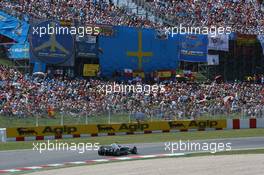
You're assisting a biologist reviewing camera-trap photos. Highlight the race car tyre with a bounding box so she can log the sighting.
[131,147,137,154]
[115,151,121,156]
[98,150,104,156]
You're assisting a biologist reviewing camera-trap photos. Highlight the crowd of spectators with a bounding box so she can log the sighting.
[0,0,161,28]
[1,0,264,34]
[145,0,264,34]
[0,1,264,120]
[1,65,264,120]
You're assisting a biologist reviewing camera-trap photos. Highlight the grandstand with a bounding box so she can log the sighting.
[1,2,264,175]
[0,0,264,126]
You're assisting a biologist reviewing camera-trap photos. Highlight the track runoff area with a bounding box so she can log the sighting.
[0,119,264,174]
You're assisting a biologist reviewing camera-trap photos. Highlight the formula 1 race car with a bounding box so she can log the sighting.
[98,143,138,156]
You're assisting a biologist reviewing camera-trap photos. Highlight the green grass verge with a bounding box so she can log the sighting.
[184,148,264,157]
[0,129,264,151]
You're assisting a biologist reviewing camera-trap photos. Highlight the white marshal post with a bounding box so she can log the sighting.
[0,128,7,142]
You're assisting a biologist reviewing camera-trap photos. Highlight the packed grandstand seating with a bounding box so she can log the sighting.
[0,0,264,120]
[0,0,161,28]
[0,0,263,33]
[0,65,264,119]
[144,0,264,34]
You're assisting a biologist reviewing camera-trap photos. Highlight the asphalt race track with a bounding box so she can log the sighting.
[0,137,264,170]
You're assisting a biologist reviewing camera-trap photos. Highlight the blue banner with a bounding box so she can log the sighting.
[179,34,208,62]
[257,35,264,55]
[99,26,179,76]
[229,32,237,40]
[0,11,29,43]
[5,42,29,60]
[76,35,98,57]
[33,62,46,73]
[29,20,74,66]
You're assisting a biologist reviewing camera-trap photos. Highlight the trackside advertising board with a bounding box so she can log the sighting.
[6,120,226,138]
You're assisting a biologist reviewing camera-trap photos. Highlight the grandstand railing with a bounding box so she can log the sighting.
[1,107,263,128]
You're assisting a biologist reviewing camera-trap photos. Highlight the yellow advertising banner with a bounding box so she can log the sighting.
[133,72,145,78]
[167,120,226,130]
[96,122,166,133]
[157,71,172,78]
[6,125,98,138]
[83,64,99,77]
[237,34,258,46]
[6,120,227,138]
